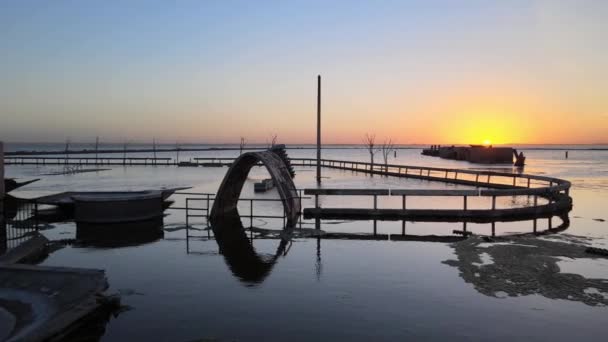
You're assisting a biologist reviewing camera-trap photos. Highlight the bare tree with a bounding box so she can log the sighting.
[63,138,71,166]
[239,137,246,155]
[267,134,278,148]
[363,133,380,174]
[380,138,395,173]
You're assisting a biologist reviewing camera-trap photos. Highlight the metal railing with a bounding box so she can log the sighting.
[1,199,40,254]
[169,190,308,229]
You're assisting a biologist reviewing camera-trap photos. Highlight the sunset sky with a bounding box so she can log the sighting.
[1,1,607,144]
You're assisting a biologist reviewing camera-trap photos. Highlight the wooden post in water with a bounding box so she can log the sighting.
[122,141,127,166]
[95,136,99,165]
[152,138,157,165]
[316,75,322,184]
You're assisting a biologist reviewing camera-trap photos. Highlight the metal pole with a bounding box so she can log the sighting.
[206,194,210,220]
[153,138,157,165]
[316,75,322,184]
[185,199,189,228]
[95,136,99,165]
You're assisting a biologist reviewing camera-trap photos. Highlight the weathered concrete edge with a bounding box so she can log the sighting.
[0,234,48,264]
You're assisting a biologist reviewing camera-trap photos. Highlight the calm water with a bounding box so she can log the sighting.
[5,146,608,341]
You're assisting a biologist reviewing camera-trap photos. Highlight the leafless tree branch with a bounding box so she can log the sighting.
[363,133,380,174]
[239,137,246,155]
[380,138,395,172]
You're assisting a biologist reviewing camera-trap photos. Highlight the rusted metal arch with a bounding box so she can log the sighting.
[209,151,301,227]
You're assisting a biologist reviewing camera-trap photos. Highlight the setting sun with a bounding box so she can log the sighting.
[482,139,492,146]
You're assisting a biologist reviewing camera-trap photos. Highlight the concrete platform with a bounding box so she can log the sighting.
[0,264,110,341]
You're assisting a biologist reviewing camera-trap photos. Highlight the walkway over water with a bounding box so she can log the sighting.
[7,155,572,233]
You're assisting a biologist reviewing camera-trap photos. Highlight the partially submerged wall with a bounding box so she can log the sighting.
[437,146,514,164]
[1,141,5,255]
[468,147,513,164]
[1,141,4,214]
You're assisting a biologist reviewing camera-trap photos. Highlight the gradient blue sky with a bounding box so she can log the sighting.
[1,0,606,144]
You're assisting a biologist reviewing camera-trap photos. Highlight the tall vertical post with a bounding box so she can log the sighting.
[95,136,99,164]
[316,75,322,184]
[152,137,157,165]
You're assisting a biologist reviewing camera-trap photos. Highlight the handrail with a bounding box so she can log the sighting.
[6,156,172,160]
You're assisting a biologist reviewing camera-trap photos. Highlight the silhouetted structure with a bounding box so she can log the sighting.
[210,147,301,227]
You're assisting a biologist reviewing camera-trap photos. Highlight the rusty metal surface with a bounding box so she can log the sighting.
[210,151,301,226]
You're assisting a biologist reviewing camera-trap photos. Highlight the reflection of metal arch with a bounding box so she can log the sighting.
[210,151,301,226]
[212,213,288,283]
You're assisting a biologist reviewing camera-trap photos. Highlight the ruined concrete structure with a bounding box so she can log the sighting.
[423,145,516,164]
[210,150,301,226]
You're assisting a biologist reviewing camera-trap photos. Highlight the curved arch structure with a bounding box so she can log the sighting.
[210,151,301,226]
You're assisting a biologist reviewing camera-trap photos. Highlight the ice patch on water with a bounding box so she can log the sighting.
[494,291,508,298]
[583,288,608,300]
[472,252,494,267]
[477,242,538,249]
[557,257,608,279]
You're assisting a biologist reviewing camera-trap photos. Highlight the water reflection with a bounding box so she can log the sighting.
[211,213,291,284]
[76,218,164,247]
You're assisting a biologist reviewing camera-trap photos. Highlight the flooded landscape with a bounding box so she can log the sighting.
[3,145,607,341]
[2,1,608,340]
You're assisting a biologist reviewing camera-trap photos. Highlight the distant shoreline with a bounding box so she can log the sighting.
[5,145,608,156]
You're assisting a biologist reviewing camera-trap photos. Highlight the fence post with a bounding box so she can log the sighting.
[250,199,254,228]
[492,196,496,210]
[206,194,210,220]
[402,195,406,210]
[185,199,189,228]
[373,195,377,210]
[34,201,39,231]
[463,196,467,210]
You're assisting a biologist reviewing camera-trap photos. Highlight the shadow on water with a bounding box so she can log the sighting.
[211,211,291,284]
[443,216,608,306]
[75,218,164,248]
